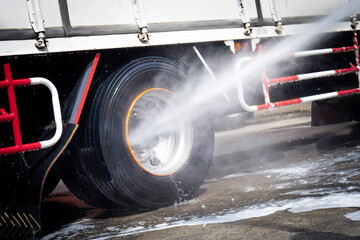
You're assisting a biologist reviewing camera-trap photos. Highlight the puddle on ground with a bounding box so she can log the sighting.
[43,145,360,239]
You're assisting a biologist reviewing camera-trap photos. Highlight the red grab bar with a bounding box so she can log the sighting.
[0,64,63,155]
[237,32,360,112]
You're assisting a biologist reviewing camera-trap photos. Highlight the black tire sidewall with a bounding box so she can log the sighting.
[97,57,214,207]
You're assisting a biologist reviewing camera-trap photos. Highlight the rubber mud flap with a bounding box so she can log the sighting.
[311,99,352,126]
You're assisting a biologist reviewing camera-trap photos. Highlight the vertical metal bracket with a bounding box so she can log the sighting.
[237,0,252,35]
[349,0,358,29]
[269,0,283,33]
[26,0,47,49]
[193,46,231,102]
[351,16,358,30]
[132,0,150,42]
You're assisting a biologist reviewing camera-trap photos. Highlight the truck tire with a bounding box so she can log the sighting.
[215,112,253,132]
[59,57,214,209]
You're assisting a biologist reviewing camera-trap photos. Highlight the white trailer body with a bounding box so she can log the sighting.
[0,0,358,56]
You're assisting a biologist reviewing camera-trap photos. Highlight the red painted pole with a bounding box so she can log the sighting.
[258,45,270,104]
[4,63,23,149]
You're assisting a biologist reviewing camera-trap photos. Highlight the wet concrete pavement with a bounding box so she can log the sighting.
[42,110,360,239]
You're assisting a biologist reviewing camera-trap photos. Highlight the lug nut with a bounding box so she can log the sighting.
[150,157,161,166]
[132,111,138,117]
[137,151,146,158]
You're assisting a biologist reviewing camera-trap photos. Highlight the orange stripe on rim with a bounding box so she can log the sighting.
[125,88,177,177]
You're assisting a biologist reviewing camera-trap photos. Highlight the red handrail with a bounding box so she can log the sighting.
[0,64,41,155]
[237,32,360,112]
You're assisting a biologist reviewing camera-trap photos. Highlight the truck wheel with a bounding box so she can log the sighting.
[215,112,253,132]
[59,57,214,209]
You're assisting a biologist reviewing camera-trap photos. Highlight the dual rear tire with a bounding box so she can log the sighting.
[59,57,214,209]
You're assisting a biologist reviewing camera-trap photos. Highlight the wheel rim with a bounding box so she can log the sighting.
[125,88,193,176]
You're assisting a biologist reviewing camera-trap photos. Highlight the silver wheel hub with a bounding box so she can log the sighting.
[126,88,193,176]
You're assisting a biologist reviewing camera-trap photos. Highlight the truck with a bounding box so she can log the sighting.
[0,0,359,238]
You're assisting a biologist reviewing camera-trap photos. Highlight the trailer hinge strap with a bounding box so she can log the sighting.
[132,0,150,42]
[269,0,283,33]
[237,0,252,35]
[26,0,47,49]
